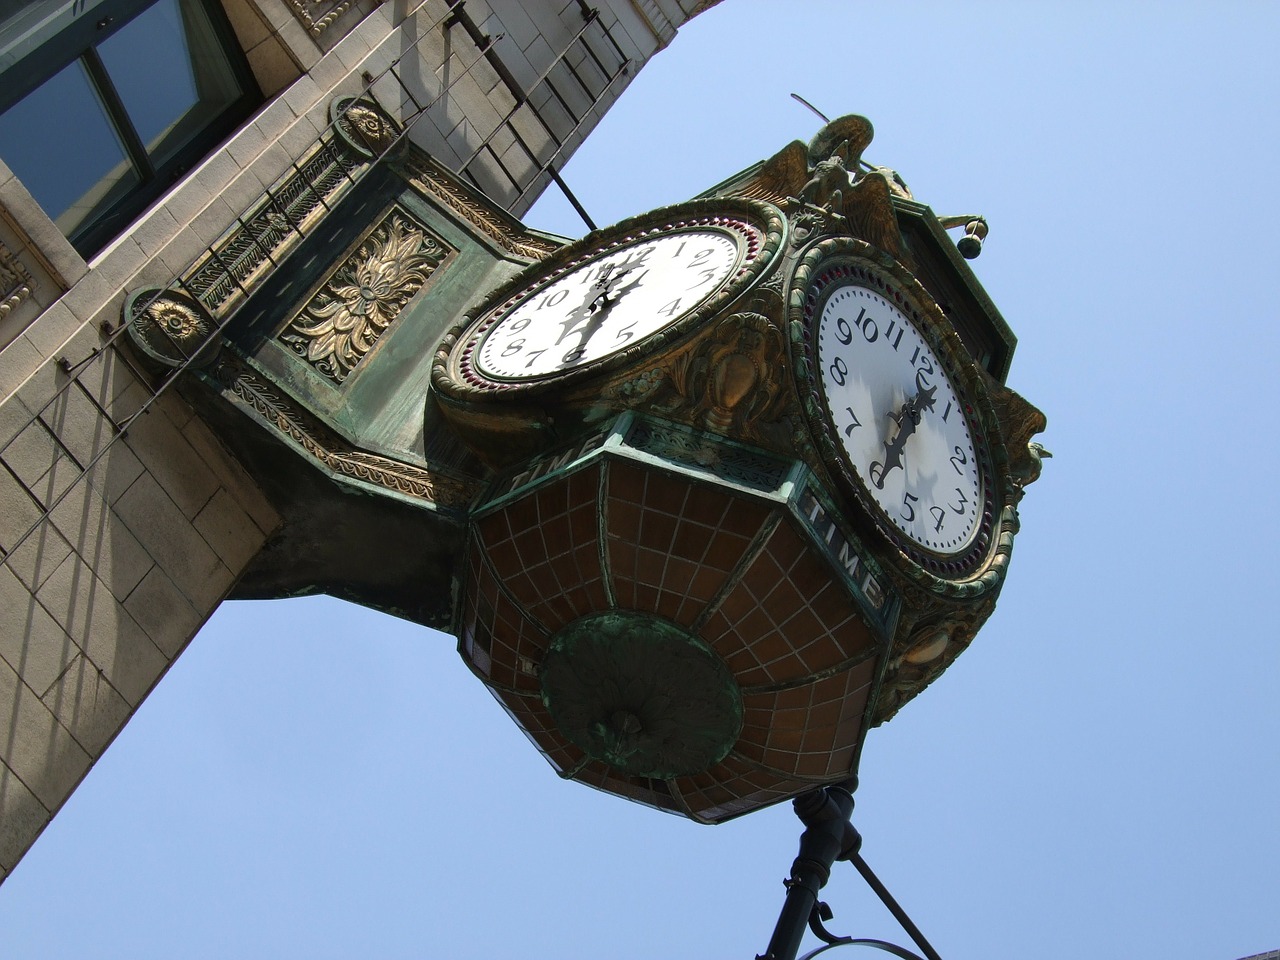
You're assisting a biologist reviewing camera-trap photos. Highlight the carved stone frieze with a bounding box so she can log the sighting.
[214,354,478,508]
[279,208,451,384]
[398,155,562,262]
[182,105,377,319]
[0,241,35,321]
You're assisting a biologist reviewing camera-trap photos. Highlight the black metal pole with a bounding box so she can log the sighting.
[757,779,861,960]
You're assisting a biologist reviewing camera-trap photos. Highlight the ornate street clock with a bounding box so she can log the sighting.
[113,101,1043,958]
[433,114,1045,822]
[795,241,996,578]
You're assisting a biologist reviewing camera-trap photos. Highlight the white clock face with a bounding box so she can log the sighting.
[475,230,740,380]
[815,280,983,556]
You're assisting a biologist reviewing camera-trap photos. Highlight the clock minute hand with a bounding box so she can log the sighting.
[553,265,650,368]
[553,270,621,349]
[870,383,937,489]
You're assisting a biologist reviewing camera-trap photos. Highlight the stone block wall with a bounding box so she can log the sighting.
[0,349,279,880]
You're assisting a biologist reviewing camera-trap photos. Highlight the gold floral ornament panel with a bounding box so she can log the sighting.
[280,208,452,384]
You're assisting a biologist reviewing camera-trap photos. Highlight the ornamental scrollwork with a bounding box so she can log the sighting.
[726,114,915,263]
[871,599,993,724]
[284,0,358,35]
[603,312,793,450]
[397,154,562,262]
[332,97,401,159]
[279,208,451,384]
[982,368,1050,490]
[214,355,478,508]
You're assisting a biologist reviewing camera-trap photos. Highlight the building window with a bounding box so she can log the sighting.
[0,0,258,258]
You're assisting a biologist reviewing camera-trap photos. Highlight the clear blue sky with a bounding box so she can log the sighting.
[2,2,1278,958]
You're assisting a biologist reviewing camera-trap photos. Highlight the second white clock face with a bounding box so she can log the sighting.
[475,230,741,380]
[816,280,983,556]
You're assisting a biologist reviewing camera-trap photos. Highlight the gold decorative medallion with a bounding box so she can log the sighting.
[280,208,452,384]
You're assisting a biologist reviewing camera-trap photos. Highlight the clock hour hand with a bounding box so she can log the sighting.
[595,266,645,309]
[869,382,937,489]
[554,263,647,365]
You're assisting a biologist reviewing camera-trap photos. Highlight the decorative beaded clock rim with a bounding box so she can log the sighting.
[431,197,787,400]
[788,238,1001,582]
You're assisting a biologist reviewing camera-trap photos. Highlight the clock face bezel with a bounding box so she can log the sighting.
[791,239,999,578]
[474,228,742,381]
[435,198,786,398]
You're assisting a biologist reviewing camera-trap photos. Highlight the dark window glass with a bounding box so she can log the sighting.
[98,0,243,166]
[0,0,258,257]
[0,57,140,236]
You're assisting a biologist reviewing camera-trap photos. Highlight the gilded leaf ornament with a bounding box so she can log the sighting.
[281,210,450,383]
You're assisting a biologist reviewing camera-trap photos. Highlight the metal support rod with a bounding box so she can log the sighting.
[547,165,597,231]
[446,0,601,231]
[848,854,944,960]
[758,779,861,960]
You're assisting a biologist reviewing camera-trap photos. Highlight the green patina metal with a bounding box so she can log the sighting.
[540,611,743,779]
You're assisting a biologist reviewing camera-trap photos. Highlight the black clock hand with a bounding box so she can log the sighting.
[554,261,645,348]
[554,269,620,348]
[555,266,648,367]
[595,268,644,309]
[588,267,635,312]
[870,382,937,489]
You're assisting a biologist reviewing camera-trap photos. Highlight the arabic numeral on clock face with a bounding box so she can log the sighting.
[829,356,848,386]
[536,289,569,310]
[688,268,719,290]
[951,487,970,514]
[950,445,969,474]
[930,504,947,532]
[881,319,904,351]
[501,338,525,357]
[562,346,585,364]
[843,406,861,435]
[835,307,878,345]
[900,491,919,523]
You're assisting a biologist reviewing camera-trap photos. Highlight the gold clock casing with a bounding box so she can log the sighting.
[789,237,1010,591]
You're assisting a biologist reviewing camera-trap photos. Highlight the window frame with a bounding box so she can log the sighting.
[0,0,260,257]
